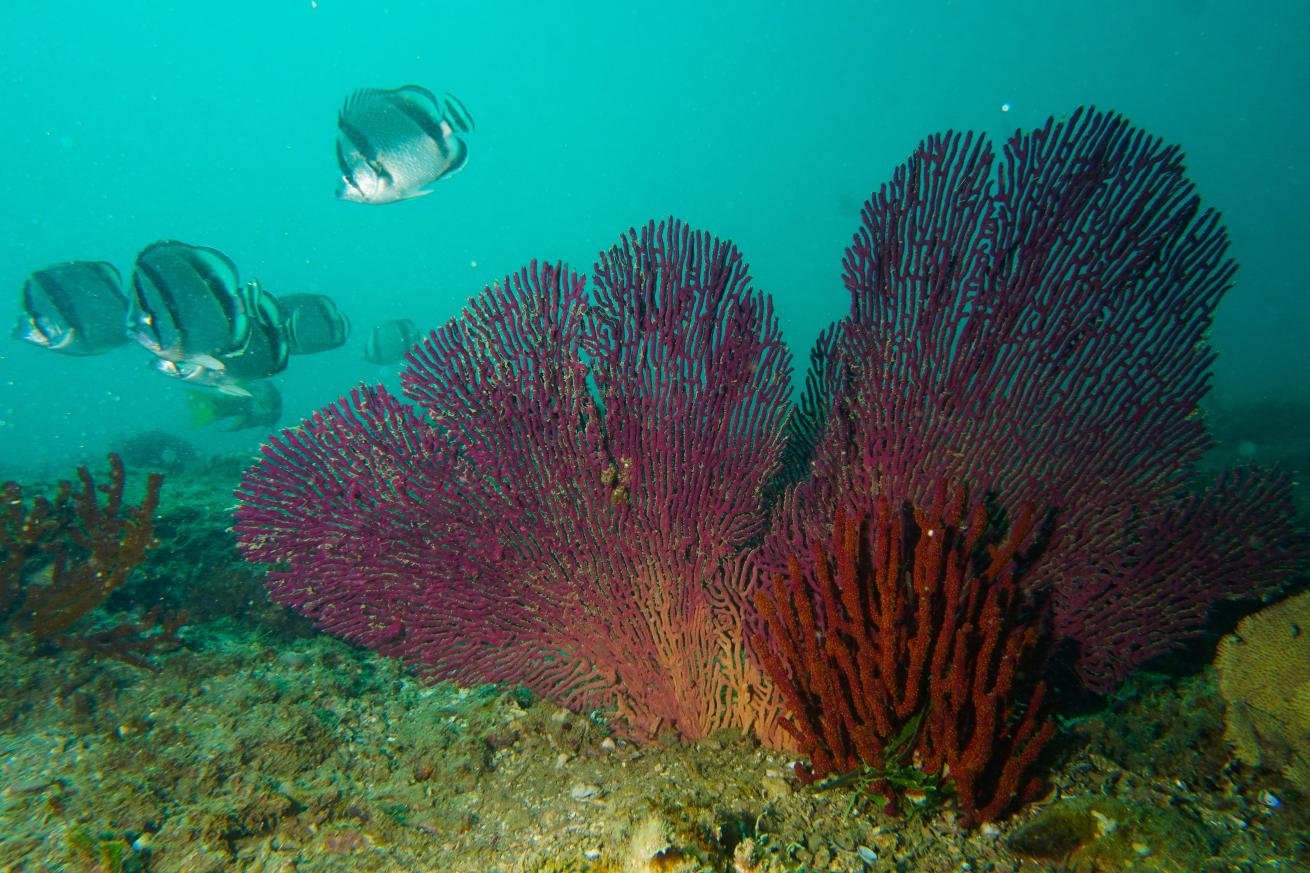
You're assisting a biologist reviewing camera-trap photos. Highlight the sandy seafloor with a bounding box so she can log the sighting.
[1,400,1307,873]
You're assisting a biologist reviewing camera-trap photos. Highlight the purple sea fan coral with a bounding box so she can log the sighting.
[763,107,1306,693]
[236,220,794,744]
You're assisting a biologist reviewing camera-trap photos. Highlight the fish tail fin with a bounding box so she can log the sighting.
[441,137,469,177]
[442,93,474,134]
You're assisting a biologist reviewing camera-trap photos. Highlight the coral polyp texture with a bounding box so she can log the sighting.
[235,220,793,744]
[762,107,1307,694]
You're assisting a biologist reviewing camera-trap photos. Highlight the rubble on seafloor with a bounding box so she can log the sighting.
[0,462,1305,872]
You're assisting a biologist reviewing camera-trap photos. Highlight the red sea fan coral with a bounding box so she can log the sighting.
[236,220,793,744]
[752,482,1054,823]
[1,454,174,667]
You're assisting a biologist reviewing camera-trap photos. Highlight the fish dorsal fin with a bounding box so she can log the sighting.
[441,93,474,134]
[394,84,442,112]
[91,261,122,283]
[178,244,240,297]
[341,87,391,120]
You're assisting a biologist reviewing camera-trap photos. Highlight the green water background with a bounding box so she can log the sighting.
[0,0,1306,475]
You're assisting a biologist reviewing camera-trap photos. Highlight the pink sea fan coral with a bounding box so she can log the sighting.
[236,220,792,743]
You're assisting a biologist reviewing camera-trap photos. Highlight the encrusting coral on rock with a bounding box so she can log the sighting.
[1215,591,1310,793]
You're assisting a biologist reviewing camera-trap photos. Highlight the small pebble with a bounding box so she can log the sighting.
[570,782,601,800]
[1091,809,1118,836]
[2,780,54,798]
[279,651,311,669]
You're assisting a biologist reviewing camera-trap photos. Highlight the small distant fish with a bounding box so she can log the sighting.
[364,317,420,364]
[187,380,282,431]
[219,281,290,380]
[336,85,474,204]
[280,293,350,354]
[128,241,249,369]
[14,261,130,355]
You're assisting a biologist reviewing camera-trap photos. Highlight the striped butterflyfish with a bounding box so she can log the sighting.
[14,260,130,355]
[128,240,250,370]
[336,85,474,204]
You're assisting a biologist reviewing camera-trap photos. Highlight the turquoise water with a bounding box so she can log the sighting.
[1,0,1307,474]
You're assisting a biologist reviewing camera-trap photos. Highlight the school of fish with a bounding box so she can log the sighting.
[10,83,465,429]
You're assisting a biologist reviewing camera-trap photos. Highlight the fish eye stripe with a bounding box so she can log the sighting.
[29,269,82,329]
[338,115,380,162]
[133,260,183,346]
[362,158,393,184]
[20,279,56,341]
[335,140,365,193]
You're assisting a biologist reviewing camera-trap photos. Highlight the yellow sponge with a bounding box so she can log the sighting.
[1215,591,1310,791]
